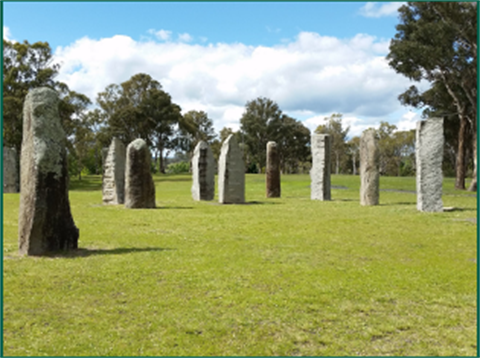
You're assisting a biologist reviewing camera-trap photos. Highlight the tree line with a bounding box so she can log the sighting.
[2,2,476,190]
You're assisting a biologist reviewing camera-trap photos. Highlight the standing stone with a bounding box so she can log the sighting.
[191,141,215,201]
[360,129,379,206]
[3,147,19,193]
[416,118,444,212]
[125,139,156,209]
[310,134,331,200]
[102,138,126,205]
[18,87,79,255]
[266,141,280,198]
[218,134,245,204]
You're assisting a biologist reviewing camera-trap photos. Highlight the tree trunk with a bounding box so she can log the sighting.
[455,117,467,189]
[352,153,357,175]
[335,152,339,175]
[159,148,165,174]
[468,130,477,191]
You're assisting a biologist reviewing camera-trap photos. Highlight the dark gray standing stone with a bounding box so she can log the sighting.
[125,139,156,209]
[310,134,331,200]
[416,118,444,212]
[3,147,19,193]
[191,141,215,201]
[266,141,280,198]
[360,129,379,206]
[18,87,79,255]
[102,138,126,205]
[218,134,245,204]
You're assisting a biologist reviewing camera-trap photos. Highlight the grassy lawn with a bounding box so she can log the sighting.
[3,173,477,356]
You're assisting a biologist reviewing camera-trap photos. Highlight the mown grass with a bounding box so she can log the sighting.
[3,174,477,356]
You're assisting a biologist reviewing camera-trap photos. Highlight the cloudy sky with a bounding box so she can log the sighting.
[3,1,425,138]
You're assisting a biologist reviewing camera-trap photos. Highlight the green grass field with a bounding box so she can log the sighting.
[3,174,477,356]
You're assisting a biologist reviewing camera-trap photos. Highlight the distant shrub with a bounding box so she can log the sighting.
[167,161,190,174]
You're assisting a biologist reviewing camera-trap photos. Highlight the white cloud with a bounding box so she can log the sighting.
[3,26,13,41]
[53,31,418,134]
[396,110,421,132]
[148,29,172,41]
[178,33,193,42]
[359,2,405,18]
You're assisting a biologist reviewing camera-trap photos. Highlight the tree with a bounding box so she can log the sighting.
[276,115,310,174]
[314,113,350,174]
[387,2,477,190]
[96,73,183,173]
[347,136,360,175]
[240,97,283,172]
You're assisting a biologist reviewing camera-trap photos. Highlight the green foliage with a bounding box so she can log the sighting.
[3,174,476,356]
[166,161,190,174]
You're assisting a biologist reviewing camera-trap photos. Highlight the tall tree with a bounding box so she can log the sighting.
[314,113,350,175]
[387,2,477,190]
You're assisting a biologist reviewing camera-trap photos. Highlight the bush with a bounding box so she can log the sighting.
[166,161,190,174]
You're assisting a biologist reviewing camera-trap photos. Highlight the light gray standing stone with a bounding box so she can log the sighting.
[125,138,156,209]
[310,134,331,201]
[3,147,19,193]
[191,141,215,201]
[102,138,126,205]
[18,87,79,255]
[218,134,245,204]
[416,118,444,212]
[360,129,379,206]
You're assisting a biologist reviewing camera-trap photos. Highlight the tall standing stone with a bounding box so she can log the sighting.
[125,139,156,209]
[191,141,215,201]
[360,129,379,206]
[218,134,245,204]
[3,147,19,193]
[310,134,331,201]
[18,87,79,255]
[416,118,444,212]
[266,141,280,198]
[102,138,126,205]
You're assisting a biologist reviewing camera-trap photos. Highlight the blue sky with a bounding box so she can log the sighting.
[3,1,423,138]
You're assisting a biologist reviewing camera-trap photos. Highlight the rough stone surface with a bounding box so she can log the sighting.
[416,118,444,212]
[3,147,19,193]
[266,141,281,198]
[360,129,379,206]
[310,134,331,200]
[218,134,245,204]
[18,87,79,255]
[102,138,126,205]
[191,141,215,201]
[125,138,156,209]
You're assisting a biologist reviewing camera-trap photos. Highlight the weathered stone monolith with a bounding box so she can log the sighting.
[102,138,126,205]
[310,134,331,200]
[18,87,79,255]
[416,118,444,212]
[360,129,379,206]
[125,139,156,208]
[266,141,280,198]
[191,141,215,201]
[3,147,19,193]
[218,134,245,204]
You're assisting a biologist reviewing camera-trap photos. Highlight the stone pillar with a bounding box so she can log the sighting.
[416,118,444,212]
[191,141,215,201]
[360,129,379,206]
[310,134,331,201]
[18,87,79,255]
[266,141,280,198]
[3,147,19,193]
[125,139,156,209]
[102,138,126,205]
[218,134,245,204]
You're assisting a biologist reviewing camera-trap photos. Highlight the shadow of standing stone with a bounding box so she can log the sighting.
[18,87,79,255]
[191,141,215,201]
[125,139,156,209]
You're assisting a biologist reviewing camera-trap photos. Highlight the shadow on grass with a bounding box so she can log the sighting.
[155,206,194,210]
[46,247,175,258]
